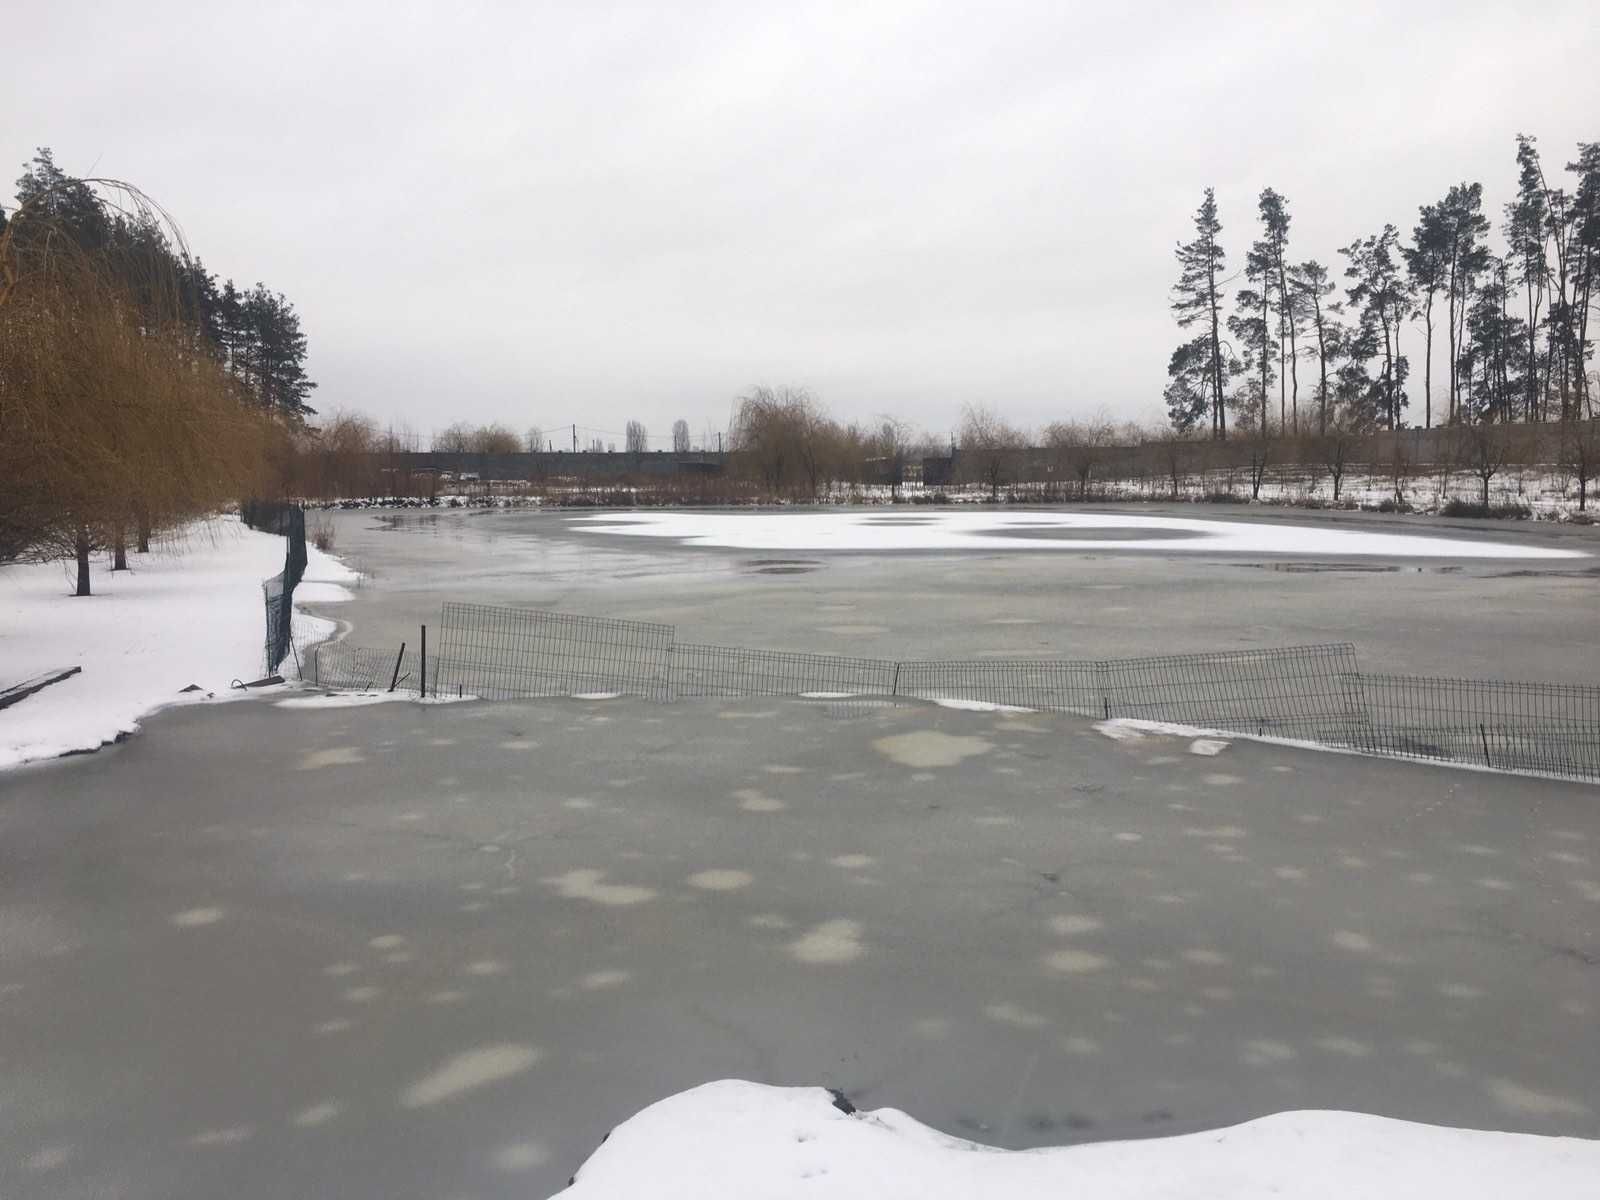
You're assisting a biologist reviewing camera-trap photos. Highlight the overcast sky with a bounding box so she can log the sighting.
[10,1,1598,446]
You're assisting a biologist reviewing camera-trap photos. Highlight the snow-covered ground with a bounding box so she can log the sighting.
[563,1080,1600,1200]
[578,509,1585,558]
[0,516,357,769]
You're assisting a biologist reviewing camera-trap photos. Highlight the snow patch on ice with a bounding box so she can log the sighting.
[399,1043,541,1108]
[872,730,992,768]
[543,869,657,906]
[577,509,1583,559]
[931,697,1036,713]
[788,919,865,964]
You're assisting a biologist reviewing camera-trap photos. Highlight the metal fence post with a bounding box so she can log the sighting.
[420,625,427,699]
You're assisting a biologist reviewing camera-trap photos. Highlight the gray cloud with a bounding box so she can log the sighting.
[9,0,1597,441]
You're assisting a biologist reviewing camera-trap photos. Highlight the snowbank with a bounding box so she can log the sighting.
[563,1080,1600,1200]
[0,517,357,768]
[579,510,1585,558]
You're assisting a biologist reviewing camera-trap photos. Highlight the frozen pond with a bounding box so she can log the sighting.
[314,506,1600,685]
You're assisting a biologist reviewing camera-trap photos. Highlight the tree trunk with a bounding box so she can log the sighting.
[1422,295,1434,429]
[74,528,92,597]
[1207,252,1226,440]
[136,506,151,553]
[112,525,129,571]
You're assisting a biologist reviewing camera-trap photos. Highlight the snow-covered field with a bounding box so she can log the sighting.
[564,1080,1600,1200]
[0,517,356,769]
[579,509,1585,558]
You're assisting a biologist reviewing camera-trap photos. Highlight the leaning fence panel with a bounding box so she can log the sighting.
[1100,643,1368,741]
[433,603,675,700]
[307,643,416,693]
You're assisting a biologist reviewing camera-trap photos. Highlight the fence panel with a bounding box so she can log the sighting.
[307,642,419,692]
[247,501,307,675]
[1348,674,1600,779]
[895,659,1102,713]
[1101,643,1368,740]
[433,603,675,700]
[262,573,289,674]
[673,644,895,698]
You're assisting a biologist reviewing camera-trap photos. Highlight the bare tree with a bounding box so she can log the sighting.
[1316,425,1354,503]
[672,419,691,453]
[1558,418,1598,510]
[958,404,1026,499]
[525,425,543,453]
[1043,414,1114,499]
[432,422,472,453]
[870,416,915,498]
[730,385,821,495]
[467,423,520,453]
[625,420,649,454]
[1465,423,1511,509]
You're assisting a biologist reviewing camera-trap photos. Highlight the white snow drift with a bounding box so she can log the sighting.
[562,1080,1600,1200]
[579,509,1584,558]
[0,516,356,768]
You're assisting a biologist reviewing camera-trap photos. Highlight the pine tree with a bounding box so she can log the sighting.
[1342,226,1410,430]
[1402,204,1450,428]
[12,148,110,251]
[1170,189,1229,438]
[1163,337,1214,432]
[1288,261,1341,435]
[1437,183,1490,421]
[1570,142,1600,420]
[1506,137,1550,420]
[1257,190,1301,434]
[1227,287,1274,433]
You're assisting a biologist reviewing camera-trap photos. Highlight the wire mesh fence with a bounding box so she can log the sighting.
[1100,643,1368,738]
[303,604,1600,782]
[432,602,676,701]
[245,502,306,674]
[1340,674,1600,779]
[674,644,897,698]
[896,659,1103,713]
[306,642,421,693]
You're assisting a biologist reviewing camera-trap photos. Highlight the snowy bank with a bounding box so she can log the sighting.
[0,516,357,768]
[562,1080,1600,1200]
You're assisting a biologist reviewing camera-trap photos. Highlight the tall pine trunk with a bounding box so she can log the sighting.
[1276,260,1299,434]
[1421,294,1434,428]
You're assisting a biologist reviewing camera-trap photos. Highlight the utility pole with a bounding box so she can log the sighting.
[572,424,577,453]
[717,431,722,453]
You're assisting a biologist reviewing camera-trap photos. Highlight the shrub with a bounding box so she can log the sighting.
[309,513,336,552]
[1441,499,1531,519]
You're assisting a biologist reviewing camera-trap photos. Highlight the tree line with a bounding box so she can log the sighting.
[1168,135,1599,438]
[0,149,314,592]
